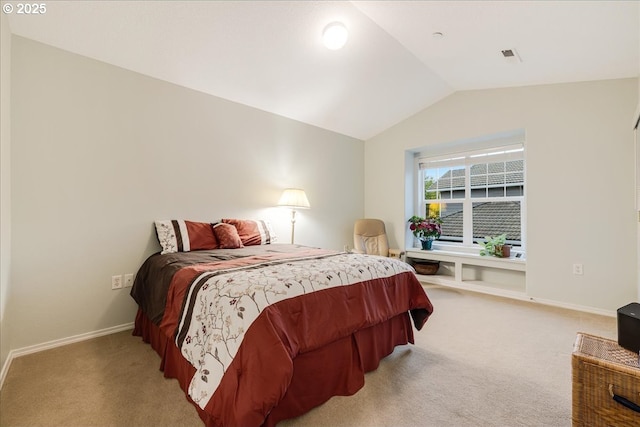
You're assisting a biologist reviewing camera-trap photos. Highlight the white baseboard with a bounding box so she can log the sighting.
[526,296,616,318]
[422,283,616,318]
[0,322,134,390]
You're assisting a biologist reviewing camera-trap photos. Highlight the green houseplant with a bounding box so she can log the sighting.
[408,215,442,250]
[478,234,511,258]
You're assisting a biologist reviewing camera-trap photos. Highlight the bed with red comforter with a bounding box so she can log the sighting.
[131,243,433,426]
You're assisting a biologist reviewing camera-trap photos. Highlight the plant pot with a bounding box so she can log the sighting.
[420,238,433,250]
[500,244,511,258]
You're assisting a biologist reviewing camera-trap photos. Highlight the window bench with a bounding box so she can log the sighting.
[405,248,527,299]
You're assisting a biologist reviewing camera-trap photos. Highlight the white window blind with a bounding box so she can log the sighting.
[418,144,524,170]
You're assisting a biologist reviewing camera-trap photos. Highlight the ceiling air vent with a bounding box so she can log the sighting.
[501,48,522,64]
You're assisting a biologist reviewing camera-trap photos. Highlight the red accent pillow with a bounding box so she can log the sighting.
[213,223,244,249]
[222,219,277,246]
[184,221,219,250]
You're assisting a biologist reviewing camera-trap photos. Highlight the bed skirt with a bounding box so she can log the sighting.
[133,308,415,426]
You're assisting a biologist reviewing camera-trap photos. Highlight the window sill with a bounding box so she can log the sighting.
[411,241,526,260]
[405,247,527,298]
[405,248,526,271]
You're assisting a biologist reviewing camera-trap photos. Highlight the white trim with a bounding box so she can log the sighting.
[0,322,134,390]
[422,283,616,318]
[407,248,526,271]
[527,296,616,318]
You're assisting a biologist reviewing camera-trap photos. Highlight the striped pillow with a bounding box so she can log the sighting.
[222,219,277,246]
[154,220,218,254]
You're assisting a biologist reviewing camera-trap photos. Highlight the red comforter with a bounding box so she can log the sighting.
[132,246,433,426]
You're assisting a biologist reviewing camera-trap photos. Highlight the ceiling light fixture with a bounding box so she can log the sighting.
[432,32,444,39]
[322,22,348,50]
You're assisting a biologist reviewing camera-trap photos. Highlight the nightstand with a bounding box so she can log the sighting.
[572,333,640,426]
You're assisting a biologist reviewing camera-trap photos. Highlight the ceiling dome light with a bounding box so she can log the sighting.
[322,22,348,50]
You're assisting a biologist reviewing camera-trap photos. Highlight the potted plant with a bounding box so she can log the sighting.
[408,215,442,250]
[478,234,512,258]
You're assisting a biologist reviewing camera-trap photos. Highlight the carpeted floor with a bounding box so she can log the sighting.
[0,285,616,426]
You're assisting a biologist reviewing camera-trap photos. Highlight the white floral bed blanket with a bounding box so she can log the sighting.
[149,246,433,426]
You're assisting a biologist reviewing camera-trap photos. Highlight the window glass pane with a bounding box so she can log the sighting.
[472,201,521,245]
[506,160,524,173]
[425,176,437,191]
[488,174,505,185]
[452,190,465,199]
[470,174,487,188]
[427,202,463,242]
[506,185,524,196]
[451,177,465,189]
[471,159,525,198]
[424,169,440,200]
[424,166,465,200]
[437,176,451,190]
[488,162,505,173]
[506,172,523,184]
[487,187,505,197]
[470,164,487,175]
[471,188,486,198]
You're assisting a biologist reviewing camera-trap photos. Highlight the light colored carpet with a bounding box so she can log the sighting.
[0,285,616,426]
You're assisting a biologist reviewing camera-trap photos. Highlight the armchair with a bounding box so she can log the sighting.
[353,218,390,257]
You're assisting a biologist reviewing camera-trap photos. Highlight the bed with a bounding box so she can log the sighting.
[130,219,433,427]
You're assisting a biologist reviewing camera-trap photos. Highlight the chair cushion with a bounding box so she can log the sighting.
[353,219,389,256]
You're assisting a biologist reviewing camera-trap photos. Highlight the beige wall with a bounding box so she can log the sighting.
[7,36,364,352]
[637,4,640,301]
[365,78,638,312]
[1,12,12,370]
[3,28,637,368]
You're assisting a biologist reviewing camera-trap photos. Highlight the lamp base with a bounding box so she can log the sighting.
[290,209,297,244]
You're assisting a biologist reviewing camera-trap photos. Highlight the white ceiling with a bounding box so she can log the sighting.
[6,1,639,140]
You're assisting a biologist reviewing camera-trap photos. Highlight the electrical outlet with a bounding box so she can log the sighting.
[112,275,123,290]
[573,264,583,275]
[124,273,134,288]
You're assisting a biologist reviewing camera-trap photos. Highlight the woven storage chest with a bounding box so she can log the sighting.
[572,333,640,426]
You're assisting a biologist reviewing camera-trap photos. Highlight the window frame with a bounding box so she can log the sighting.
[416,143,526,251]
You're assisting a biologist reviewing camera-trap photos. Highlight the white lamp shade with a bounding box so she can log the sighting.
[278,188,310,209]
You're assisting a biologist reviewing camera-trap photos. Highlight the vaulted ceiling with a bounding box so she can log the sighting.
[6,1,639,140]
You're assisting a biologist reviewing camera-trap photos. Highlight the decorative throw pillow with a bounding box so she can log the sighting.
[213,223,244,249]
[222,219,277,246]
[154,220,218,254]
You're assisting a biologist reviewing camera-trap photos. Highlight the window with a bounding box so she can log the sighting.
[418,144,525,247]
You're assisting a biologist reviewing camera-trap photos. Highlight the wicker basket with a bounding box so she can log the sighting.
[413,261,440,275]
[572,333,640,426]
